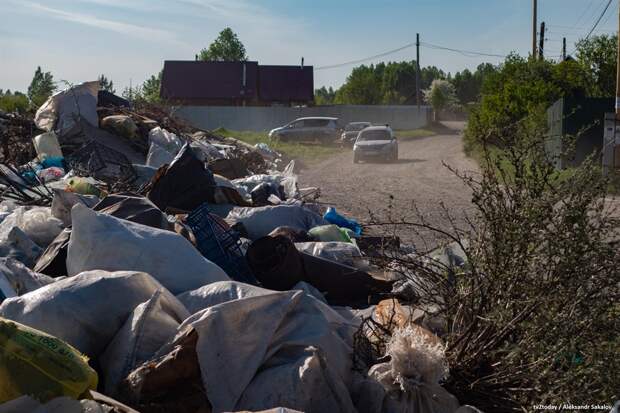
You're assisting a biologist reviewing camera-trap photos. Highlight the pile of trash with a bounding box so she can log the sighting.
[0,81,481,413]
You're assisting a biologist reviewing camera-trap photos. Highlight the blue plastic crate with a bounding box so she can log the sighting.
[186,203,257,285]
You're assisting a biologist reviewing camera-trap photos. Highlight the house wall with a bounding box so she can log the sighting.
[174,105,432,131]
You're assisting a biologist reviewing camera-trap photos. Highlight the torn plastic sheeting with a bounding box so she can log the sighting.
[0,270,180,358]
[0,317,98,404]
[100,289,189,397]
[191,140,224,162]
[33,131,63,161]
[226,204,327,241]
[34,81,99,137]
[147,143,217,213]
[171,290,357,413]
[295,241,368,269]
[0,257,54,301]
[67,204,229,295]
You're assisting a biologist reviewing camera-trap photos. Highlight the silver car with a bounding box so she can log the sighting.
[341,122,372,146]
[268,117,342,143]
[353,126,398,163]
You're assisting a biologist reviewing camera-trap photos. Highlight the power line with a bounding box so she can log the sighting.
[420,42,507,58]
[314,42,416,70]
[584,0,613,40]
[572,0,597,29]
[313,40,508,71]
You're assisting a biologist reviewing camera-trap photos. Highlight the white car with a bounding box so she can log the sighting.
[353,126,398,163]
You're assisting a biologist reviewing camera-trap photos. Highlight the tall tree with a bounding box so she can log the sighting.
[27,66,55,108]
[423,79,457,120]
[141,71,162,103]
[98,74,115,93]
[575,33,617,97]
[198,28,248,61]
[314,86,336,105]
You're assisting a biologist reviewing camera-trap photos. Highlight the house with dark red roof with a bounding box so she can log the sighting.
[160,60,313,106]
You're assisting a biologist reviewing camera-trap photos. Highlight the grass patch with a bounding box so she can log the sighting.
[214,128,344,164]
[395,128,436,140]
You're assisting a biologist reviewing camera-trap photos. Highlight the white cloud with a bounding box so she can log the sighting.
[18,1,182,45]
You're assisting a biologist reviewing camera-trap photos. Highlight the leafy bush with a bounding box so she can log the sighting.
[464,55,590,154]
[376,119,619,411]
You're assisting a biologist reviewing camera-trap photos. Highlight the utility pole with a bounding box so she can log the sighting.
[532,0,538,58]
[616,0,620,118]
[539,21,545,60]
[416,33,421,110]
[562,37,567,60]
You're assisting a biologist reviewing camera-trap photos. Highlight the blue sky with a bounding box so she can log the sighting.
[0,0,618,94]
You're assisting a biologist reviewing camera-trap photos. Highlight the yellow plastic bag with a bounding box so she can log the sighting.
[0,317,98,403]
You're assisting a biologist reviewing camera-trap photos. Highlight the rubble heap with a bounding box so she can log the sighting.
[0,81,481,413]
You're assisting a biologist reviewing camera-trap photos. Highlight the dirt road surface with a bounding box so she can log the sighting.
[299,125,478,249]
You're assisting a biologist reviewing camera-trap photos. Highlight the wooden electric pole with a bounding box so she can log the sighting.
[562,37,567,60]
[416,33,421,110]
[539,21,545,60]
[532,0,538,58]
[616,0,620,117]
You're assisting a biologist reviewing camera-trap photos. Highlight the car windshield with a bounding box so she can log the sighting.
[358,130,391,141]
[345,123,369,131]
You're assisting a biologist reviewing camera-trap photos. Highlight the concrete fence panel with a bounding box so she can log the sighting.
[175,105,431,132]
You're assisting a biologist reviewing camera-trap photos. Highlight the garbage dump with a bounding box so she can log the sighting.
[0,81,483,413]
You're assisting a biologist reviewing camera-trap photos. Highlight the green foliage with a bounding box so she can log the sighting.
[465,34,618,154]
[332,61,445,105]
[98,74,115,93]
[575,33,617,97]
[464,54,590,153]
[27,66,55,108]
[123,71,162,104]
[314,86,336,105]
[0,90,29,113]
[198,28,247,62]
[423,79,457,113]
[450,63,497,104]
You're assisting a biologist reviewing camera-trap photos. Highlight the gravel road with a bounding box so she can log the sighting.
[299,125,479,248]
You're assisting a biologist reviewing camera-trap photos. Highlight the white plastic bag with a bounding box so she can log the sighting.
[33,131,63,160]
[148,127,183,153]
[0,206,64,248]
[226,204,327,240]
[34,81,99,136]
[67,204,229,294]
[100,289,189,396]
[0,270,178,358]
